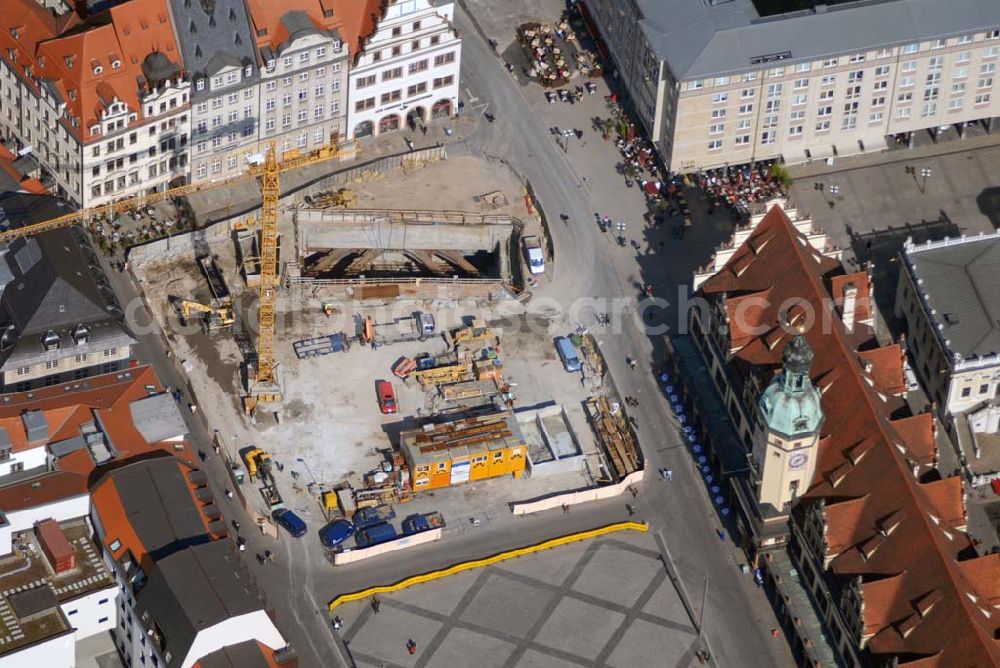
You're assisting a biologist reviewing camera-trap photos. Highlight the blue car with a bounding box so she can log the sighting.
[273,509,307,537]
[319,520,355,548]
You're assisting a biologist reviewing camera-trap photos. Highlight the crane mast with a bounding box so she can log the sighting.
[248,143,283,410]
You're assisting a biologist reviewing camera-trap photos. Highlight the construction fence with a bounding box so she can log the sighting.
[332,527,443,566]
[509,469,645,515]
[328,521,648,610]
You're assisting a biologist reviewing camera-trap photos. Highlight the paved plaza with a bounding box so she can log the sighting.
[336,530,703,668]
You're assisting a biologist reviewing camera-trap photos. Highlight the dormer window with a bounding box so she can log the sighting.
[10,28,19,40]
[42,330,60,351]
[0,325,15,351]
[196,79,205,91]
[244,65,252,77]
[72,324,90,345]
[111,59,121,69]
[93,64,103,75]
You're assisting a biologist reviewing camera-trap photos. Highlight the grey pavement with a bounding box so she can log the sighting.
[336,531,700,668]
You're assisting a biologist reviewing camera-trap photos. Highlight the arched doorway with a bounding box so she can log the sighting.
[406,107,426,130]
[431,99,452,119]
[378,114,401,134]
[353,121,373,139]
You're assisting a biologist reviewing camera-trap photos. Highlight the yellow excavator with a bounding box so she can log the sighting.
[173,298,235,335]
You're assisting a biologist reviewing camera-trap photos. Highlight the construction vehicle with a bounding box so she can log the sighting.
[308,187,355,208]
[373,312,436,346]
[392,356,417,379]
[353,505,396,529]
[414,361,471,386]
[260,481,285,513]
[242,447,274,482]
[444,319,496,348]
[402,512,445,535]
[173,298,235,334]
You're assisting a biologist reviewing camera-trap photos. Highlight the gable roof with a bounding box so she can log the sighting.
[166,0,257,97]
[136,540,269,668]
[245,0,347,56]
[699,205,1000,666]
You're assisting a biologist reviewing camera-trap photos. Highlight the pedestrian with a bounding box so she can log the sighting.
[332,616,343,631]
[257,553,265,565]
[232,519,240,532]
[371,597,381,614]
[406,639,417,655]
[666,468,673,481]
[405,138,414,151]
[561,504,570,514]
[213,443,221,455]
[265,550,273,563]
[626,503,635,516]
[225,489,234,499]
[420,125,427,136]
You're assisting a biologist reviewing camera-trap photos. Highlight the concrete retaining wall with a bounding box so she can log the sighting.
[126,146,449,264]
[332,527,443,565]
[510,469,645,515]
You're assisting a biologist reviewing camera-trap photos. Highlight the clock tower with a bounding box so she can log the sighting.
[752,334,824,513]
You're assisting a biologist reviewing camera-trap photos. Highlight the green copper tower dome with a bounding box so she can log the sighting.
[758,334,824,439]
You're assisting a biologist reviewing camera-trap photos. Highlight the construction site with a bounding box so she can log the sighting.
[124,146,640,556]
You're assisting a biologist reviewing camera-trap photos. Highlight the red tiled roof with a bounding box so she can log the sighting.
[699,205,1000,666]
[327,0,382,60]
[245,0,356,53]
[0,0,182,143]
[831,271,873,325]
[858,345,907,397]
[0,365,190,513]
[0,145,46,194]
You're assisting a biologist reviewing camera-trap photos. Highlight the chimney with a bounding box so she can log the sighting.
[842,282,857,333]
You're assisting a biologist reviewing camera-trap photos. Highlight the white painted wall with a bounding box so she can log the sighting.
[0,629,73,668]
[179,610,285,668]
[60,584,117,640]
[0,445,48,478]
[347,0,461,138]
[5,495,90,534]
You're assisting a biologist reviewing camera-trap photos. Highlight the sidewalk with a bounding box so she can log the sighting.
[789,129,1000,180]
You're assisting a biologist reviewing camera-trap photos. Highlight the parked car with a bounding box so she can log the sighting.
[523,235,545,274]
[554,336,582,372]
[376,379,397,414]
[353,505,396,528]
[354,521,397,548]
[318,520,355,548]
[273,509,307,538]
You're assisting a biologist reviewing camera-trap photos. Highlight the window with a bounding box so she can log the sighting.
[210,160,221,174]
[874,65,890,77]
[850,53,866,63]
[380,90,402,104]
[795,62,811,73]
[976,92,992,105]
[788,125,803,137]
[266,81,276,91]
[709,123,724,135]
[900,76,914,88]
[410,59,429,74]
[196,79,205,91]
[433,75,454,88]
[815,119,830,131]
[708,139,722,151]
[902,61,917,74]
[767,67,783,78]
[817,105,832,117]
[949,98,963,111]
[954,67,968,80]
[957,51,971,64]
[315,84,325,97]
[383,67,403,81]
[738,103,753,115]
[196,163,207,178]
[820,74,836,86]
[869,111,884,124]
[316,46,326,59]
[932,38,946,49]
[712,92,728,104]
[265,98,275,111]
[406,82,427,96]
[760,130,775,144]
[714,76,730,86]
[980,384,990,395]
[282,94,292,107]
[961,387,972,398]
[264,118,275,132]
[212,75,223,87]
[298,90,308,101]
[356,74,376,88]
[372,51,382,62]
[897,107,911,119]
[766,83,782,98]
[434,52,455,67]
[227,156,237,170]
[299,71,309,82]
[873,80,888,91]
[297,109,307,122]
[688,80,703,90]
[990,29,1000,40]
[922,102,937,117]
[741,88,755,99]
[986,47,999,60]
[903,43,919,55]
[314,105,324,119]
[979,77,993,89]
[735,134,750,146]
[281,114,291,128]
[736,119,751,130]
[355,97,375,112]
[823,58,838,68]
[952,82,966,94]
[283,56,293,68]
[847,70,863,83]
[225,71,238,84]
[282,76,292,86]
[710,108,726,119]
[872,96,886,108]
[928,56,943,73]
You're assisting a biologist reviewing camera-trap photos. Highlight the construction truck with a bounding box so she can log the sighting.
[444,319,496,348]
[307,187,354,208]
[373,312,436,346]
[242,447,274,482]
[173,298,235,335]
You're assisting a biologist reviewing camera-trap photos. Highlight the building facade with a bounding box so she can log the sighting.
[583,0,1000,172]
[896,231,1000,434]
[0,0,191,208]
[671,203,1000,667]
[247,0,350,156]
[168,0,261,183]
[346,0,461,139]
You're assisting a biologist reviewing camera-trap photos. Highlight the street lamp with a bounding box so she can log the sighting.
[919,167,932,194]
[561,129,575,154]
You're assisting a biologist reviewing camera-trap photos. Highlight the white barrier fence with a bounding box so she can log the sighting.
[332,527,443,565]
[510,469,645,515]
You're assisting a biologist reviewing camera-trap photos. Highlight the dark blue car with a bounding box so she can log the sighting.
[319,520,355,548]
[273,509,307,537]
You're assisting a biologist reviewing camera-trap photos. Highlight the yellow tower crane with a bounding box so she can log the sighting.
[245,143,282,412]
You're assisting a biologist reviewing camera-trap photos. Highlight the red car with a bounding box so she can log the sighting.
[376,380,397,414]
